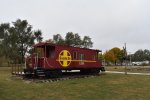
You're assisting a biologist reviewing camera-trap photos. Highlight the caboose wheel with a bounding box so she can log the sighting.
[80,69,90,75]
[91,69,100,74]
[24,69,33,77]
[45,70,62,78]
[80,69,100,75]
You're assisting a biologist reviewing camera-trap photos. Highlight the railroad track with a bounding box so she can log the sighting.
[22,72,103,83]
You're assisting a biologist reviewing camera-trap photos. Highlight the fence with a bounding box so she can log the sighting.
[11,64,24,75]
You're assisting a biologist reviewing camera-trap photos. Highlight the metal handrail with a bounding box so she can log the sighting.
[45,57,54,68]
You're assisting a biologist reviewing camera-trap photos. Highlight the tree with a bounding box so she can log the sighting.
[0,42,3,57]
[34,30,43,42]
[133,49,144,61]
[0,23,11,59]
[65,32,83,47]
[72,33,82,47]
[49,32,93,48]
[65,32,75,46]
[82,36,93,48]
[131,49,150,61]
[143,49,150,61]
[0,23,10,39]
[0,19,43,63]
[53,34,65,44]
[104,50,116,65]
[45,39,54,43]
[110,47,123,64]
[98,53,104,60]
[104,47,125,65]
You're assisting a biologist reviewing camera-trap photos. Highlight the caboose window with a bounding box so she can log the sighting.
[73,52,77,60]
[35,48,44,58]
[79,54,85,60]
[93,55,96,60]
[46,46,55,58]
[79,54,85,65]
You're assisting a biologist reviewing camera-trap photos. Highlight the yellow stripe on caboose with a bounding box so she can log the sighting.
[56,59,96,62]
[57,50,97,67]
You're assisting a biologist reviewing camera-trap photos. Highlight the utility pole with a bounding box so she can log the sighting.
[128,52,132,66]
[123,43,127,75]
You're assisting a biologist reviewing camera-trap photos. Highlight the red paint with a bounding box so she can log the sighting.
[26,42,102,70]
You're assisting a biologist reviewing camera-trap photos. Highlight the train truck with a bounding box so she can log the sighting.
[24,42,105,77]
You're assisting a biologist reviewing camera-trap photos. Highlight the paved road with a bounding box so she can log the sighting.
[105,71,150,76]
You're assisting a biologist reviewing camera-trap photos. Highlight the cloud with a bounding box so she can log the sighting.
[0,0,150,53]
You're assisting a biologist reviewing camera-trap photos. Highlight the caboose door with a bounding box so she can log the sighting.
[34,47,44,68]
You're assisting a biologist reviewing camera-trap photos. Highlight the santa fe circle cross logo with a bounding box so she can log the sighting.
[58,50,72,67]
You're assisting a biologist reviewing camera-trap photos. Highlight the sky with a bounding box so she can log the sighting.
[0,0,150,53]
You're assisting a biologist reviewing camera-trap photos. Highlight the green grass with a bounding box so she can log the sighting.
[105,66,150,73]
[0,67,150,100]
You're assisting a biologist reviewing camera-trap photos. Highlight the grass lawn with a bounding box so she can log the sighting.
[0,67,150,100]
[105,66,150,73]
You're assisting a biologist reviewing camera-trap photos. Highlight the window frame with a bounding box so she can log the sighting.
[73,51,78,60]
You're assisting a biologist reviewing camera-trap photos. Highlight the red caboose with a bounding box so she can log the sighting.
[24,42,105,77]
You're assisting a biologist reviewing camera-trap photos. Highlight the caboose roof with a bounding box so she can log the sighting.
[33,42,101,52]
[33,42,55,47]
